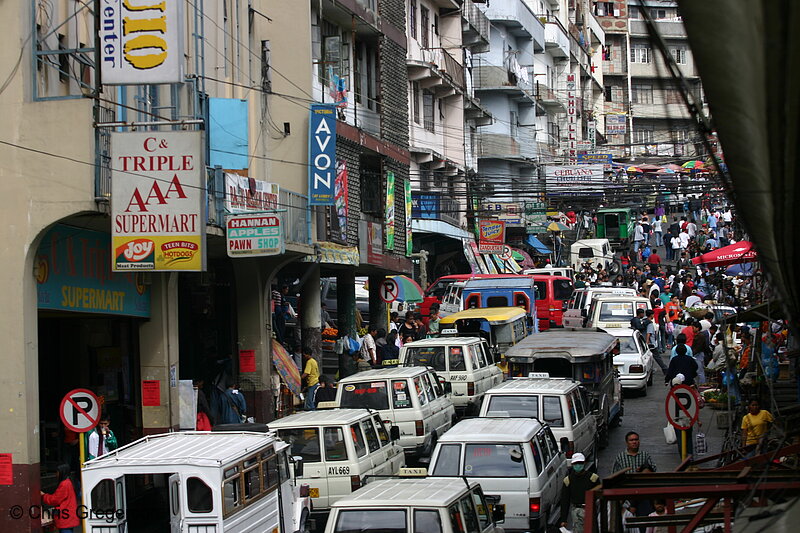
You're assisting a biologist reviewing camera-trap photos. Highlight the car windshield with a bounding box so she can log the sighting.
[405,346,446,371]
[334,510,406,533]
[618,337,639,353]
[340,381,389,410]
[598,301,634,321]
[485,395,539,418]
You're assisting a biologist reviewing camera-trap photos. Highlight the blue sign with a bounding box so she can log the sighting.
[578,153,613,164]
[36,224,151,317]
[308,104,338,205]
[412,193,440,220]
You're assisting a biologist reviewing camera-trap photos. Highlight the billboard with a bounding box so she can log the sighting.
[545,164,606,197]
[606,115,627,135]
[309,104,337,205]
[100,0,183,84]
[478,220,506,253]
[226,215,284,257]
[225,173,279,213]
[111,131,205,271]
[578,153,613,165]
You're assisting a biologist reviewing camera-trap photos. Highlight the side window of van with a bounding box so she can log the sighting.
[543,396,565,427]
[415,509,444,533]
[414,377,429,406]
[449,347,466,371]
[361,420,381,453]
[350,424,367,458]
[431,444,462,476]
[471,489,491,530]
[324,427,348,461]
[187,477,213,513]
[392,380,412,409]
[572,390,585,420]
[459,495,481,532]
[468,344,484,369]
[529,439,543,474]
[423,373,439,400]
[536,432,553,465]
[534,281,547,300]
[372,415,390,446]
[449,503,466,533]
[545,428,560,460]
[566,395,577,425]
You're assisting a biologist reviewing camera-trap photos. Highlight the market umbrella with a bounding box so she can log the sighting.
[546,221,569,232]
[639,164,663,172]
[665,163,684,171]
[367,275,425,302]
[512,248,535,268]
[626,166,642,173]
[682,160,706,170]
[272,339,301,396]
[656,167,676,174]
[691,240,757,267]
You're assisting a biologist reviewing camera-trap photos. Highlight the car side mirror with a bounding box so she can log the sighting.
[390,426,401,442]
[291,456,304,478]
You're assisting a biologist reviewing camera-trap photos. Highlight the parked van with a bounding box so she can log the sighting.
[479,377,598,468]
[563,286,637,328]
[532,275,574,328]
[270,409,405,516]
[336,367,456,459]
[585,295,652,330]
[570,238,615,273]
[461,276,540,332]
[429,417,568,532]
[325,477,506,533]
[81,431,311,533]
[438,307,530,360]
[401,336,503,415]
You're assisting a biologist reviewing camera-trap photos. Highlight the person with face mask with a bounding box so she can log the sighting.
[559,453,600,532]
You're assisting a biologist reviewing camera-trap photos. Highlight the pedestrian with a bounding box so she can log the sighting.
[374,328,388,365]
[415,313,429,338]
[669,233,681,262]
[272,284,289,343]
[382,331,401,366]
[647,248,661,267]
[641,217,652,246]
[86,412,118,460]
[360,325,378,366]
[40,464,80,533]
[633,221,645,254]
[685,290,701,309]
[665,344,698,386]
[314,375,338,407]
[653,216,664,247]
[301,350,320,410]
[398,312,419,341]
[220,380,248,423]
[612,432,657,526]
[741,398,774,451]
[193,378,214,430]
[690,322,709,384]
[321,302,334,329]
[559,453,600,532]
[630,308,647,336]
[645,499,668,533]
[428,306,441,335]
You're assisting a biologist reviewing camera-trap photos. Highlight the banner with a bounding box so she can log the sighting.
[385,171,395,250]
[309,104,337,205]
[225,173,279,213]
[334,160,349,241]
[111,131,205,271]
[404,178,413,256]
[226,214,284,257]
[545,164,605,197]
[478,220,505,254]
[606,115,626,135]
[100,0,183,85]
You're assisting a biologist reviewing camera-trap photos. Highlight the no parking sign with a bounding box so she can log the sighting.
[60,388,100,433]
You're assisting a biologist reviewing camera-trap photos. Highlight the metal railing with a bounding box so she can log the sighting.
[440,48,465,89]
[94,105,114,202]
[280,189,310,244]
[463,0,491,50]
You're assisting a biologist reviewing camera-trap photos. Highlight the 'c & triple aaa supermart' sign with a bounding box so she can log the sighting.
[111,131,206,272]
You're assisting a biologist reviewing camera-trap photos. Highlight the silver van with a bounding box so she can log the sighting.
[563,286,637,328]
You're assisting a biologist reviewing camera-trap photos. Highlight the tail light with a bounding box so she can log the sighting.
[467,382,475,396]
[630,364,644,374]
[299,484,310,497]
[566,440,575,458]
[350,475,361,492]
[529,497,541,515]
[415,420,424,436]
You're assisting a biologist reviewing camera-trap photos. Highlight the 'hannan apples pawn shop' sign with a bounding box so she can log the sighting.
[226,215,284,257]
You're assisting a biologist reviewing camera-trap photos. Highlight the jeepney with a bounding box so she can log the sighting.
[503,330,623,448]
[595,207,638,250]
[437,307,530,361]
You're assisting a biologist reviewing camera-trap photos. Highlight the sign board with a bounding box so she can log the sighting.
[111,131,205,271]
[524,201,548,234]
[380,279,399,303]
[606,115,627,135]
[226,215,284,257]
[385,171,396,250]
[665,385,700,430]
[59,389,100,433]
[545,165,605,197]
[224,173,279,213]
[478,220,505,253]
[309,104,337,205]
[499,245,513,261]
[578,153,613,165]
[484,203,523,226]
[100,0,183,85]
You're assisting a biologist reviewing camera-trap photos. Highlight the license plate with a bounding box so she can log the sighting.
[309,487,319,498]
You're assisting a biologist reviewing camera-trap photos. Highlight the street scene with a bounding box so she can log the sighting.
[1,0,798,532]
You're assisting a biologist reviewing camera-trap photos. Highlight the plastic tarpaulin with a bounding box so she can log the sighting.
[526,235,552,255]
[272,339,301,396]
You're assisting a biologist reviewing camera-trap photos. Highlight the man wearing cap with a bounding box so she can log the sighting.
[559,453,600,532]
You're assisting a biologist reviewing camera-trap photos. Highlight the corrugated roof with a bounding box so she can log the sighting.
[338,366,428,382]
[486,378,578,394]
[464,278,534,289]
[403,336,483,346]
[82,432,278,470]
[333,478,475,508]
[439,307,527,323]
[505,330,617,358]
[438,417,541,443]
[269,409,375,427]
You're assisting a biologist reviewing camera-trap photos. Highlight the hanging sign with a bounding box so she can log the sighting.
[111,131,205,272]
[478,220,506,254]
[385,171,396,250]
[309,104,337,205]
[100,0,183,85]
[225,173,280,213]
[404,178,413,256]
[226,214,284,257]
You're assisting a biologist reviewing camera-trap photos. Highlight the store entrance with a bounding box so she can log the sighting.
[37,314,141,492]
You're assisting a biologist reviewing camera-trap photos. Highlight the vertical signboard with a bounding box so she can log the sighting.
[478,220,506,253]
[334,160,349,241]
[385,171,395,251]
[309,104,337,205]
[100,0,183,84]
[588,120,596,150]
[111,131,205,271]
[566,73,577,161]
[404,178,413,256]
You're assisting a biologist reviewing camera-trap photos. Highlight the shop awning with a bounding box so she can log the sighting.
[722,302,784,324]
[526,235,552,255]
[691,241,757,267]
[302,242,360,265]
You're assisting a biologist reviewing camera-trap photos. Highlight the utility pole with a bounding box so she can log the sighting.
[409,250,430,289]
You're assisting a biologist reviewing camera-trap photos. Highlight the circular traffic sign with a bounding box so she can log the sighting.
[380,279,399,303]
[499,245,513,261]
[60,388,101,433]
[665,384,700,430]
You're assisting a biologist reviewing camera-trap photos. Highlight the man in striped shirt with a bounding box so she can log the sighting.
[612,431,657,473]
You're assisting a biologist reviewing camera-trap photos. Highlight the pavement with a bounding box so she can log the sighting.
[598,368,730,477]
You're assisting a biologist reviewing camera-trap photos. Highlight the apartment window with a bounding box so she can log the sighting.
[604,85,613,102]
[354,41,379,110]
[672,129,690,143]
[629,6,640,19]
[594,2,614,17]
[412,82,421,124]
[630,45,650,64]
[665,87,682,104]
[420,6,430,48]
[633,127,654,144]
[422,90,435,132]
[434,14,439,36]
[670,47,687,65]
[631,84,653,104]
[650,8,667,19]
[409,0,416,40]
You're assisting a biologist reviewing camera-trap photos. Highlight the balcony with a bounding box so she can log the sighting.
[542,17,569,58]
[473,61,535,104]
[462,0,490,53]
[535,81,566,112]
[629,19,686,39]
[481,0,545,51]
[412,191,462,228]
[477,131,537,162]
[280,189,311,244]
[407,47,465,92]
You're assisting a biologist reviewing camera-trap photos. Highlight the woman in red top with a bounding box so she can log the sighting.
[41,464,80,532]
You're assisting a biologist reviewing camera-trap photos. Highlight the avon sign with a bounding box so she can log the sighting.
[308,104,337,205]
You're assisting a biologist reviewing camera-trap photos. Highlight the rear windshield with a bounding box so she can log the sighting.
[553,280,574,301]
[618,337,639,353]
[340,381,389,410]
[405,346,446,371]
[463,444,527,477]
[598,301,634,321]
[277,428,321,463]
[485,395,539,418]
[334,510,406,533]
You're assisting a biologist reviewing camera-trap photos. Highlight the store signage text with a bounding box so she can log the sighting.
[309,104,337,205]
[226,215,284,257]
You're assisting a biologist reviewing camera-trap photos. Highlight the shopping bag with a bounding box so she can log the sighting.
[695,432,707,455]
[663,424,677,444]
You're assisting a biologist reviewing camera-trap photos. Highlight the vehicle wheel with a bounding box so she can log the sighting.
[598,424,609,449]
[647,371,654,386]
[609,260,621,275]
[640,385,648,397]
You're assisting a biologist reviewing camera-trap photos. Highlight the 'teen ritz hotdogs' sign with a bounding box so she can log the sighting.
[111,132,206,272]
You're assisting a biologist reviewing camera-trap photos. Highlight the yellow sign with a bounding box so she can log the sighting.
[112,235,203,271]
[309,487,319,498]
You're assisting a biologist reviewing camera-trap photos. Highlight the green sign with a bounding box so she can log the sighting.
[404,178,413,256]
[385,171,395,251]
[524,201,548,234]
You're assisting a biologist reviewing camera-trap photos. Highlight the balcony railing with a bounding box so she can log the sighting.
[280,189,311,244]
[412,191,461,227]
[440,48,465,89]
[462,0,490,53]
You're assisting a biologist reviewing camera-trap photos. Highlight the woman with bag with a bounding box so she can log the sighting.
[220,381,247,424]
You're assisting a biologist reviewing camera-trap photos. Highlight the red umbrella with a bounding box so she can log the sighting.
[691,241,757,267]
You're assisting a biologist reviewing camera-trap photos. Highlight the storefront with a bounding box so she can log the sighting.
[35,224,150,486]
